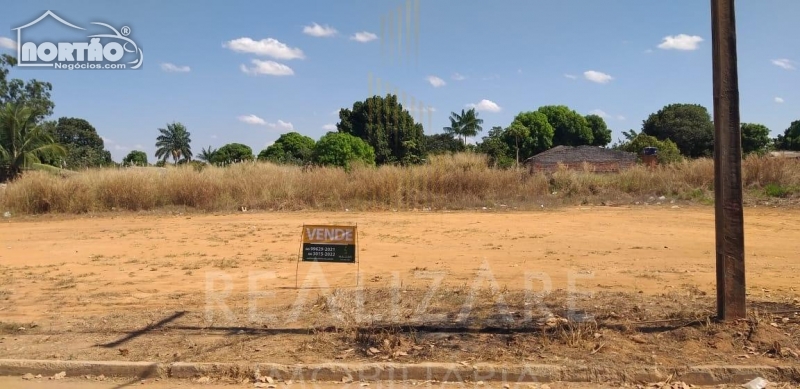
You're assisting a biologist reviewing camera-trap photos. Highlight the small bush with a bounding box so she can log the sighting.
[764,183,792,198]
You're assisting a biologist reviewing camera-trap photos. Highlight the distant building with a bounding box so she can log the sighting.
[524,145,638,173]
[769,151,800,159]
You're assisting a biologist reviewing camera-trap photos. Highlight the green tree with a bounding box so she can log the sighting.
[616,133,682,164]
[504,122,529,167]
[423,133,465,155]
[257,132,316,165]
[774,120,800,151]
[585,114,612,146]
[0,103,66,179]
[610,129,641,149]
[336,94,424,165]
[508,111,555,158]
[312,132,375,170]
[196,146,217,162]
[622,129,639,141]
[476,126,514,169]
[1,54,55,123]
[740,123,771,155]
[641,103,714,158]
[154,122,192,165]
[399,139,423,165]
[442,114,463,144]
[210,143,254,165]
[39,117,113,169]
[122,150,148,167]
[536,105,593,146]
[459,108,484,144]
[443,108,484,145]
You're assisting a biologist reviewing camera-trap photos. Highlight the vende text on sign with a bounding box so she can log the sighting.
[301,225,356,263]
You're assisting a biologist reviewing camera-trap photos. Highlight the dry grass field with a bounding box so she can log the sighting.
[1,205,799,370]
[1,154,798,214]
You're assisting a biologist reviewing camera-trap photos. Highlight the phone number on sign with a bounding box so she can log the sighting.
[305,246,337,257]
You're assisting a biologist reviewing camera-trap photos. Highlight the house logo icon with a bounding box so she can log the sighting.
[13,10,143,70]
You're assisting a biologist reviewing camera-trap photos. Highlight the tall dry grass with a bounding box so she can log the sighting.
[1,153,798,214]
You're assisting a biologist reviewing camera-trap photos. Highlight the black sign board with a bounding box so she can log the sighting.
[300,225,357,263]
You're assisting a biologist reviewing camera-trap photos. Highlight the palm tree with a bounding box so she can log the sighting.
[460,108,483,145]
[444,109,484,146]
[196,145,216,162]
[0,102,67,179]
[154,122,192,165]
[443,111,464,144]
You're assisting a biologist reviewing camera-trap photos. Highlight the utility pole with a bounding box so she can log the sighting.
[710,0,746,320]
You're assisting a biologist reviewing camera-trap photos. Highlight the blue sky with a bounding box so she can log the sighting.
[1,0,798,162]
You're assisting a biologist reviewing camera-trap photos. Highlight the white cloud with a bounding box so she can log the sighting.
[0,37,15,49]
[160,62,191,72]
[452,73,465,81]
[223,37,305,60]
[240,59,294,76]
[644,49,654,54]
[589,109,608,118]
[101,138,131,152]
[303,23,337,37]
[268,120,294,131]
[239,115,293,130]
[210,135,218,139]
[134,144,144,150]
[588,110,625,121]
[775,97,785,103]
[466,99,501,113]
[322,124,337,131]
[350,31,378,42]
[584,70,613,84]
[426,75,446,88]
[564,74,577,80]
[238,114,268,125]
[657,34,703,51]
[482,74,500,81]
[771,59,795,70]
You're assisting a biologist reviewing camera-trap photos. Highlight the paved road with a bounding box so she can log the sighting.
[1,376,789,389]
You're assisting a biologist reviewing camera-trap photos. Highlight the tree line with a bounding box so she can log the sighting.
[3,52,800,181]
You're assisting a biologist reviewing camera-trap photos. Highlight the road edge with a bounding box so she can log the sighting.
[0,359,798,385]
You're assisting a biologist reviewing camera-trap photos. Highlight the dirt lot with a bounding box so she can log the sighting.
[0,376,787,389]
[1,205,799,372]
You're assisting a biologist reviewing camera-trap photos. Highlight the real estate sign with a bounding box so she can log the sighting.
[301,225,356,263]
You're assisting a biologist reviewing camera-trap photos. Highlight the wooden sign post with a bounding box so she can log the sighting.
[296,224,359,288]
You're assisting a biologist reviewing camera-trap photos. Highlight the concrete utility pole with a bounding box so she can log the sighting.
[710,0,746,320]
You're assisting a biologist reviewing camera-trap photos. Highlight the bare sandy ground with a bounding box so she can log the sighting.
[0,205,798,368]
[1,205,798,323]
[0,376,757,389]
